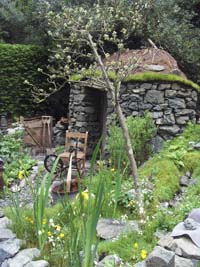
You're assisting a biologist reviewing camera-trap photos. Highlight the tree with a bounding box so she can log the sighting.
[32,1,152,216]
[146,0,200,83]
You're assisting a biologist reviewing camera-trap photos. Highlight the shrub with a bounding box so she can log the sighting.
[0,44,47,117]
[107,112,156,168]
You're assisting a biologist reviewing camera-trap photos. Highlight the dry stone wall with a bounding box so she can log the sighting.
[68,85,104,156]
[107,81,199,151]
[68,82,199,156]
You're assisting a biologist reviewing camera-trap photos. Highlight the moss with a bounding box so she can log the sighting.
[139,158,180,202]
[70,70,200,92]
[182,152,200,173]
[124,72,200,92]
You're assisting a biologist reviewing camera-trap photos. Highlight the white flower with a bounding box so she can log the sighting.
[38,230,42,236]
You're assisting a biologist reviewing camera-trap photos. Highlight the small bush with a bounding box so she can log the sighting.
[107,112,156,169]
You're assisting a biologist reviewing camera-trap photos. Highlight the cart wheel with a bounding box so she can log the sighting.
[44,154,63,173]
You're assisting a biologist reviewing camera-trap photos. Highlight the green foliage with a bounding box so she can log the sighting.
[146,0,200,83]
[71,71,200,92]
[0,132,36,185]
[108,113,156,168]
[98,232,155,264]
[0,44,47,117]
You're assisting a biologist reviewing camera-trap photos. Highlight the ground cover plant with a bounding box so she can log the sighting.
[3,122,200,266]
[0,131,36,186]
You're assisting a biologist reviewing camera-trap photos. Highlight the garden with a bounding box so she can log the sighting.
[1,116,200,266]
[1,1,200,266]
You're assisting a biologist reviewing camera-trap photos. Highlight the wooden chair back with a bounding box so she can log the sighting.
[65,131,88,156]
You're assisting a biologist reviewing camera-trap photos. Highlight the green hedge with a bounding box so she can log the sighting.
[0,44,48,117]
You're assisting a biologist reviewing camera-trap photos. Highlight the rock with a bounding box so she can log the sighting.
[173,237,200,260]
[144,64,165,72]
[24,260,49,267]
[151,112,163,119]
[176,116,189,125]
[165,90,177,98]
[0,210,4,218]
[193,142,200,149]
[157,233,177,251]
[96,255,123,267]
[135,261,146,267]
[162,114,175,125]
[158,84,171,90]
[168,98,186,109]
[0,217,12,229]
[0,249,12,265]
[145,246,175,267]
[180,175,190,186]
[151,135,164,153]
[141,83,152,90]
[0,239,21,256]
[175,255,194,267]
[6,255,31,267]
[7,248,40,267]
[145,90,164,104]
[17,248,40,259]
[96,219,139,240]
[0,229,16,241]
[159,125,180,135]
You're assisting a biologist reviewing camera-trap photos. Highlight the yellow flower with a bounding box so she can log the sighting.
[81,191,89,201]
[141,249,147,260]
[18,170,25,180]
[55,225,61,231]
[59,233,65,238]
[42,219,47,225]
[111,168,115,172]
[29,219,34,224]
[48,231,52,237]
[133,242,139,249]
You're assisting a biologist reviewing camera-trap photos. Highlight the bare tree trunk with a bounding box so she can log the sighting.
[87,32,144,216]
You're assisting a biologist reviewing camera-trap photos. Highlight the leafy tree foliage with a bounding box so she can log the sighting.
[146,0,200,82]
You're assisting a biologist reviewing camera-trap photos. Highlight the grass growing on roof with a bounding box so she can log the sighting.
[70,70,200,92]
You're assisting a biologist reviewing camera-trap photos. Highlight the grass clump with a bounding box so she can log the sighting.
[139,158,180,203]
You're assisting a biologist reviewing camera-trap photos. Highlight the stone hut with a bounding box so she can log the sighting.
[66,48,200,155]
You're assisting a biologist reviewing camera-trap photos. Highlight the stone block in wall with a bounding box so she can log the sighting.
[132,88,145,95]
[84,107,95,113]
[153,104,170,111]
[186,100,196,109]
[158,84,171,90]
[176,91,191,97]
[176,116,190,125]
[159,125,180,136]
[168,98,186,109]
[141,83,152,90]
[132,111,139,116]
[145,90,164,104]
[191,91,198,101]
[140,103,153,110]
[129,102,138,111]
[121,94,130,101]
[155,114,175,125]
[171,83,181,90]
[175,109,195,116]
[130,94,143,102]
[151,112,163,119]
[165,90,177,98]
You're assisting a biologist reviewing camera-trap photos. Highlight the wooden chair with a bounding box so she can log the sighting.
[59,131,88,174]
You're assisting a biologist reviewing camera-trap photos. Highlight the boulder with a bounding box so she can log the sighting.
[175,255,194,267]
[24,261,49,267]
[145,246,175,267]
[96,255,123,267]
[96,219,139,240]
